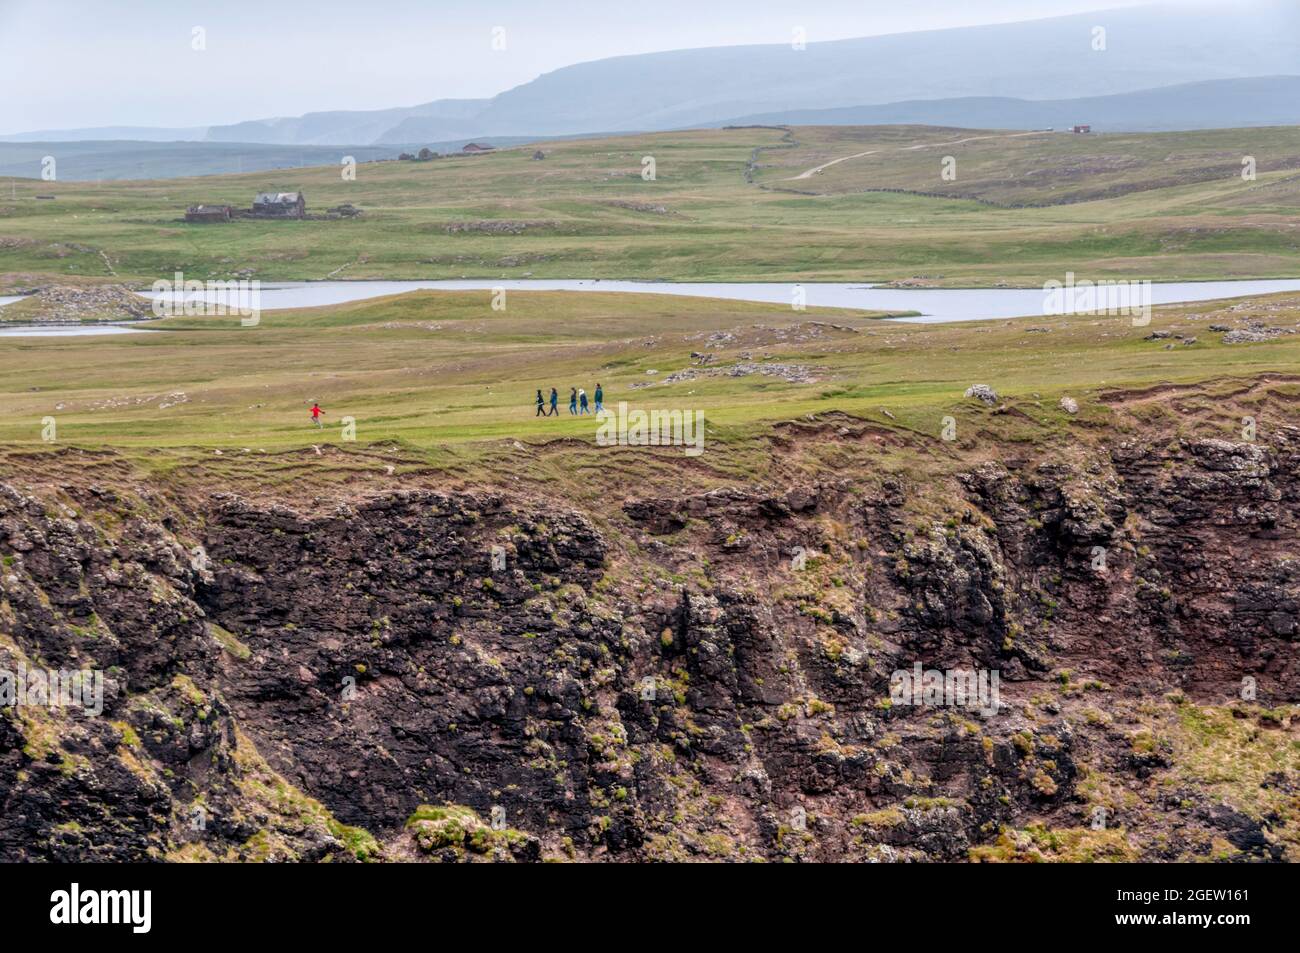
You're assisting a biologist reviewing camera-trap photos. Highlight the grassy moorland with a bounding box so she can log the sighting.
[0,124,1298,288]
[1,123,1297,870]
[2,122,1298,493]
[755,124,1300,207]
[1,287,1297,503]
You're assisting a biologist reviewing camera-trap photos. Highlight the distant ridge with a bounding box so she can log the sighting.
[0,125,209,143]
[3,1,1297,148]
[711,76,1300,133]
[0,137,534,182]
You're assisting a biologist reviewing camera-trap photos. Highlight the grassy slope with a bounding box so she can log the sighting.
[0,141,404,183]
[1,287,1297,503]
[1,125,1298,287]
[756,125,1300,206]
[4,290,1295,865]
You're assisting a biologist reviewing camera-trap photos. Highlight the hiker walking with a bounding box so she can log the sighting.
[578,388,590,414]
[569,387,578,415]
[535,389,545,416]
[594,383,604,414]
[549,387,559,416]
[310,401,324,429]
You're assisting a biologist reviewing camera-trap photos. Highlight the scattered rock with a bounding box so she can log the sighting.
[2,284,152,324]
[662,361,818,386]
[604,200,673,215]
[965,384,998,405]
[1223,327,1295,344]
[444,220,560,235]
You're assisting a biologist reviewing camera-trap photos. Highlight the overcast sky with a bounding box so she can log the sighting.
[1,0,1170,133]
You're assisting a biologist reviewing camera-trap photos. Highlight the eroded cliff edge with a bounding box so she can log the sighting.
[1,415,1296,862]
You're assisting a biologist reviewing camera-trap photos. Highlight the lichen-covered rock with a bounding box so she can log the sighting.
[401,805,541,862]
[1,421,1296,862]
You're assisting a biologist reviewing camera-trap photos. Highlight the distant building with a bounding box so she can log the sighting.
[1071,125,1092,134]
[252,191,306,218]
[462,142,495,154]
[185,204,234,223]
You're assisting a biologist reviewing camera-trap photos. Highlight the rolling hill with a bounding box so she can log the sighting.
[2,125,1298,287]
[0,136,556,182]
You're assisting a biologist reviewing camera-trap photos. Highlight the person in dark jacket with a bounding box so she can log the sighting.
[578,388,590,414]
[569,387,578,415]
[535,389,545,416]
[594,383,604,414]
[549,387,560,416]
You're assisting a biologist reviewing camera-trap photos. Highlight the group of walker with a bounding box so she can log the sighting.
[306,384,609,430]
[535,383,604,417]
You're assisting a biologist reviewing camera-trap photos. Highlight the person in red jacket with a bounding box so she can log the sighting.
[310,402,324,429]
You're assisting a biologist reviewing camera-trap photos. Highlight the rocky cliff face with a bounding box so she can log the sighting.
[1,428,1296,862]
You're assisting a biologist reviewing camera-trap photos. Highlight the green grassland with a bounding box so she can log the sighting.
[1,124,1298,288]
[2,288,1298,499]
[3,123,1298,485]
[0,140,407,184]
[2,122,1297,869]
[754,124,1300,207]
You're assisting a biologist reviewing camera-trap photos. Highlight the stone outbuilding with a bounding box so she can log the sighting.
[252,192,306,218]
[185,204,234,223]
